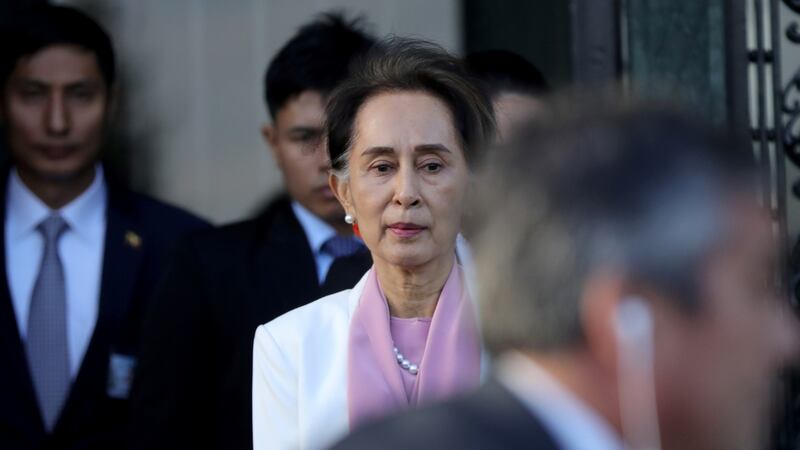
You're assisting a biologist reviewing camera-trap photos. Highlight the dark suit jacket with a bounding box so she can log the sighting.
[330,379,562,450]
[129,195,372,450]
[0,174,210,450]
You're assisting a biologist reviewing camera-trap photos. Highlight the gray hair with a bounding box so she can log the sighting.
[468,99,754,354]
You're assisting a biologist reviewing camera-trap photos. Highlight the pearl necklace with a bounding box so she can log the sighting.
[393,346,419,375]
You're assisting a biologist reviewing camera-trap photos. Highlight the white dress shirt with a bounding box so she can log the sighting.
[497,352,626,450]
[6,166,107,378]
[291,201,341,284]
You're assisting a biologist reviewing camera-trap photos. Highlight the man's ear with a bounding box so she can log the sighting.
[262,123,282,167]
[330,173,352,213]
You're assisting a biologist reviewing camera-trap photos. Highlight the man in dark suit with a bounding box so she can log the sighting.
[0,5,209,449]
[129,14,375,450]
[332,104,800,450]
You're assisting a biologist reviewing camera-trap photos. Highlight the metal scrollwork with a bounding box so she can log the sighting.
[788,22,800,43]
[782,68,800,167]
[783,0,800,166]
[785,0,800,14]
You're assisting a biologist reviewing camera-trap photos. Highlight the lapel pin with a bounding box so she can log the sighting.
[125,231,142,249]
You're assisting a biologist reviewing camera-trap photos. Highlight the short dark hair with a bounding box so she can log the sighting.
[264,12,375,119]
[0,4,116,89]
[327,38,495,175]
[470,97,755,353]
[464,49,549,99]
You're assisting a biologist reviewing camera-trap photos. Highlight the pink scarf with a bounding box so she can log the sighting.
[346,259,481,430]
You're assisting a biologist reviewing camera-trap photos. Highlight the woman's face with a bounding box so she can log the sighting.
[332,90,469,270]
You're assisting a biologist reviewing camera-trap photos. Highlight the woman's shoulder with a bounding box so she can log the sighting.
[255,288,354,349]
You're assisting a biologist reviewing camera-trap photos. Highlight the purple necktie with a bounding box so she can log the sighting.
[321,235,366,259]
[26,214,70,431]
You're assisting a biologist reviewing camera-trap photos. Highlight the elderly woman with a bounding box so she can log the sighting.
[252,38,495,450]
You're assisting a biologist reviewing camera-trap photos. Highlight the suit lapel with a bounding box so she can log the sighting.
[321,252,372,294]
[95,189,145,351]
[246,198,374,329]
[247,199,320,329]
[55,188,144,433]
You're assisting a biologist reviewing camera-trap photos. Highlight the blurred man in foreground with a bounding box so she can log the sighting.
[332,101,799,450]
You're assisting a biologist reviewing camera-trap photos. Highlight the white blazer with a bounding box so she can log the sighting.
[252,238,482,450]
[253,272,365,450]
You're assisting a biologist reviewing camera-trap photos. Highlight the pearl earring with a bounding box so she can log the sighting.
[344,214,355,224]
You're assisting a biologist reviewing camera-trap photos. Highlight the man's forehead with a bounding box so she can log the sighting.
[10,44,103,85]
[275,90,327,128]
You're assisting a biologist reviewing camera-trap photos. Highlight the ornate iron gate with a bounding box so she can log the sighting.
[746,1,800,448]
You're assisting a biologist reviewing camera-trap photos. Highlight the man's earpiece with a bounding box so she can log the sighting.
[614,297,654,350]
[614,297,661,450]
